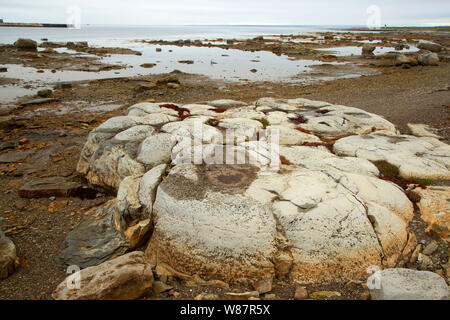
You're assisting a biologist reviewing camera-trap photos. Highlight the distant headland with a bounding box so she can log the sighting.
[0,19,68,28]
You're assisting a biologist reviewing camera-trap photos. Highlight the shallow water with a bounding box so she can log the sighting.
[0,25,376,103]
[0,84,44,103]
[0,45,337,84]
[315,45,419,56]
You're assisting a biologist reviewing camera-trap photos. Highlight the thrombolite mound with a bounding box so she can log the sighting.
[56,97,449,295]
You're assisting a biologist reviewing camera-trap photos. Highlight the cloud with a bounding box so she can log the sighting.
[0,0,449,26]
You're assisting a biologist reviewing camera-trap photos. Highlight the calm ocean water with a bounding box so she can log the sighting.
[0,24,352,45]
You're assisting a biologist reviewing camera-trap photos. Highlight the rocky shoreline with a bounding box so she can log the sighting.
[0,29,449,300]
[1,96,449,300]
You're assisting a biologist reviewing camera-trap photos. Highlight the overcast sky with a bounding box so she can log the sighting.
[1,0,449,26]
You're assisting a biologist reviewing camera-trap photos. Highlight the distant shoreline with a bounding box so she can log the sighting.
[0,23,68,28]
[342,26,450,32]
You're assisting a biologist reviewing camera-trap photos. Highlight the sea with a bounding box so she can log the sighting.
[0,24,358,44]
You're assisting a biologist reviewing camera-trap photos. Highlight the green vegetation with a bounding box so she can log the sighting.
[258,118,270,129]
[373,160,399,178]
[408,177,434,186]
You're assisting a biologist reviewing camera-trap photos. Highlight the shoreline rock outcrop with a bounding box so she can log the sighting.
[54,97,449,295]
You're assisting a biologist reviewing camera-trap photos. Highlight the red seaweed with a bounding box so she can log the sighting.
[279,156,292,165]
[160,103,192,120]
[211,108,227,113]
[295,126,311,134]
[289,115,308,124]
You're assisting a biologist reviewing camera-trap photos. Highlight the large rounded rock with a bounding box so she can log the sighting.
[0,228,18,279]
[395,54,418,66]
[417,40,443,53]
[146,160,414,285]
[146,164,278,283]
[14,38,37,51]
[137,133,176,166]
[418,52,440,66]
[362,44,376,55]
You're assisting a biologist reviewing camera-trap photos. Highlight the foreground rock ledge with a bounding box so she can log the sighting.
[53,252,153,300]
[59,97,450,288]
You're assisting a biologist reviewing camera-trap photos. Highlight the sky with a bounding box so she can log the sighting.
[1,0,449,26]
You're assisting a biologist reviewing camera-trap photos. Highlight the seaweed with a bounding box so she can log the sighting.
[289,115,308,124]
[294,126,312,134]
[279,155,292,165]
[160,103,192,120]
[211,108,227,113]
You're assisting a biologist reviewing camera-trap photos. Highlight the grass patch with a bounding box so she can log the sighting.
[258,118,270,129]
[373,160,435,189]
[408,177,434,186]
[372,160,399,178]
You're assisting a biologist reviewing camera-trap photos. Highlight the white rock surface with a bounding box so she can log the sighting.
[138,164,167,214]
[137,133,176,167]
[334,134,450,180]
[407,123,442,139]
[205,99,248,108]
[369,268,449,300]
[266,125,321,145]
[146,164,277,282]
[113,125,154,143]
[300,105,397,139]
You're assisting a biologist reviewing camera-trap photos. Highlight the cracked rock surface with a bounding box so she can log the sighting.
[57,97,450,289]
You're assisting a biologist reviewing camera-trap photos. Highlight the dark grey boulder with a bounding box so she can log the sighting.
[56,200,129,269]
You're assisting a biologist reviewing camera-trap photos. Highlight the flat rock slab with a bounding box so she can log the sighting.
[18,177,82,198]
[56,200,129,269]
[369,268,449,300]
[21,98,59,106]
[0,150,34,163]
[53,251,153,300]
[57,164,165,269]
[407,123,442,139]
